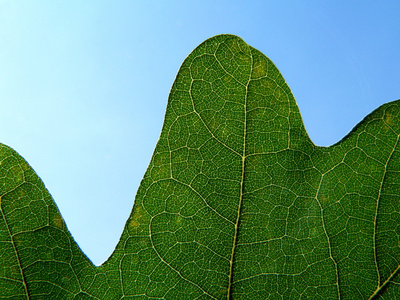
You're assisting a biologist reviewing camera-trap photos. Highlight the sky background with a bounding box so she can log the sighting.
[1,1,399,266]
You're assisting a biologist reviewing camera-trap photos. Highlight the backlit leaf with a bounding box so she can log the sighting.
[1,34,399,299]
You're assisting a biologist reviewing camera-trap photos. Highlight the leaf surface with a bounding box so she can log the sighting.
[1,34,399,299]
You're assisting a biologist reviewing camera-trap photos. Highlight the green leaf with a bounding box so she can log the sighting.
[1,34,399,299]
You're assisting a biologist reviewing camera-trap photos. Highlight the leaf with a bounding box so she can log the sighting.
[0,34,399,299]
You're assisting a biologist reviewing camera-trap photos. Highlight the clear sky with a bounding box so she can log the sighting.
[1,1,399,265]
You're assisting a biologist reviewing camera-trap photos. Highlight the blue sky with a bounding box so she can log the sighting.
[1,1,399,265]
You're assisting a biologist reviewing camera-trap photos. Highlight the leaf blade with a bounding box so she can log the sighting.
[1,34,399,299]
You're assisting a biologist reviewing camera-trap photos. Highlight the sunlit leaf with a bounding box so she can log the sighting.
[1,34,399,299]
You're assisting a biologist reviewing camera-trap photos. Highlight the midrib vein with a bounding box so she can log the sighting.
[226,154,245,299]
[226,53,252,299]
[0,195,30,299]
[370,132,400,298]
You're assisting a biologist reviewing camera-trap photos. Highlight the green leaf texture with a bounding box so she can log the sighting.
[1,34,399,299]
